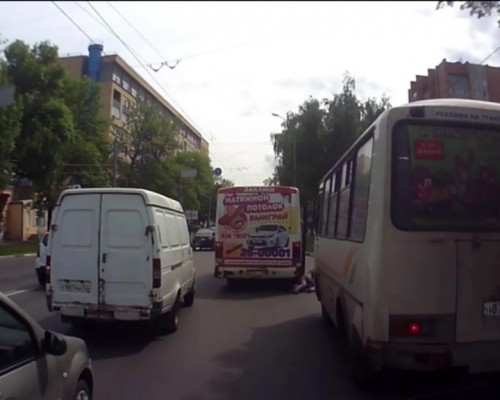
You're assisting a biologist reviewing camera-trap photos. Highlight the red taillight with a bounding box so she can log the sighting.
[45,256,51,284]
[292,242,301,264]
[215,241,223,259]
[153,258,161,288]
[408,323,421,336]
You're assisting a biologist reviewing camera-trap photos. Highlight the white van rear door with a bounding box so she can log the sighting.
[51,194,100,304]
[100,193,152,307]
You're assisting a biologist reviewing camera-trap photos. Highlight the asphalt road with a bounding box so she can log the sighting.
[1,253,499,400]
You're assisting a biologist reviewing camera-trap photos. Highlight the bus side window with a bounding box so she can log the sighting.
[327,173,339,238]
[350,137,374,242]
[336,158,354,239]
[320,176,332,237]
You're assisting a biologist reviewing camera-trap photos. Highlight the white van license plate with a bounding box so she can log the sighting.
[483,301,500,317]
[58,281,91,293]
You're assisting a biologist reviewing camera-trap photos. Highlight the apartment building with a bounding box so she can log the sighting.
[408,59,500,103]
[59,44,209,156]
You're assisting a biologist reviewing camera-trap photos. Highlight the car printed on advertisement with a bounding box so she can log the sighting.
[247,224,289,249]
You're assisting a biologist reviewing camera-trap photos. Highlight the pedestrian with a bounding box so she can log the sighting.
[293,269,315,294]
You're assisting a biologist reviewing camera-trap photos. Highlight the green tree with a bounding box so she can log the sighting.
[269,73,390,205]
[0,59,22,190]
[118,99,179,188]
[2,39,112,227]
[172,151,214,220]
[61,75,111,187]
[4,40,74,217]
[437,1,500,24]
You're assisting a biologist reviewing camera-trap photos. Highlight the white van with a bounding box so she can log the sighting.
[46,188,195,335]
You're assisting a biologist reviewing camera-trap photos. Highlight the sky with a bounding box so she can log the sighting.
[1,1,500,186]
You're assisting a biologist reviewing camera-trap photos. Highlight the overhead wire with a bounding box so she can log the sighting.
[85,1,207,141]
[105,1,179,71]
[51,1,95,44]
[99,2,247,172]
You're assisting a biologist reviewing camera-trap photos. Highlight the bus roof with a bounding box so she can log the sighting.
[218,186,299,195]
[319,98,500,183]
[398,98,500,111]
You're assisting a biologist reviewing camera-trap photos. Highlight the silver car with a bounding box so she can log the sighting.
[0,292,94,399]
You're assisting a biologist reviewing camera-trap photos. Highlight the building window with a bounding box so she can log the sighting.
[122,75,130,92]
[131,84,138,97]
[112,90,121,119]
[449,74,469,98]
[112,72,121,84]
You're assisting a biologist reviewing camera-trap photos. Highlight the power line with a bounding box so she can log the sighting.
[73,1,111,33]
[85,1,208,141]
[105,1,179,71]
[51,1,95,44]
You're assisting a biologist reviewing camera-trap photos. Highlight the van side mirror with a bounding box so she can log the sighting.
[43,331,67,356]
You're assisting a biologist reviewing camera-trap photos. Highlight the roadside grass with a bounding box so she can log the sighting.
[0,243,38,257]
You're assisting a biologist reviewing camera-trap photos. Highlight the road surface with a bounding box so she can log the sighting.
[0,253,498,400]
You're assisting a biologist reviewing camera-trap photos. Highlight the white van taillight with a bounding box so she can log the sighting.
[215,241,223,259]
[45,256,51,284]
[153,258,161,288]
[292,242,301,265]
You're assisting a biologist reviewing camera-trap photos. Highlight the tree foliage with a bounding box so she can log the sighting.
[0,39,111,225]
[269,73,390,205]
[437,1,500,25]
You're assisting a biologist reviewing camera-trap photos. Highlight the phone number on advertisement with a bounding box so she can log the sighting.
[240,248,291,258]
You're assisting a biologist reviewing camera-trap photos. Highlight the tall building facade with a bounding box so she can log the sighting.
[59,44,209,156]
[408,59,500,103]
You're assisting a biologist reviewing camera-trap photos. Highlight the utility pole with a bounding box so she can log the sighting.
[272,112,297,187]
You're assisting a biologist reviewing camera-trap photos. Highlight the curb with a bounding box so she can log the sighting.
[0,253,37,260]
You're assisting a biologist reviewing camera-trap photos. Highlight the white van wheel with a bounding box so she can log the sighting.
[156,296,181,335]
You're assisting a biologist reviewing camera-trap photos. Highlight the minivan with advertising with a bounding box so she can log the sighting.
[46,188,195,335]
[214,185,304,282]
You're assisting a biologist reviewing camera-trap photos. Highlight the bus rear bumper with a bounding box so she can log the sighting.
[369,341,500,373]
[214,266,300,280]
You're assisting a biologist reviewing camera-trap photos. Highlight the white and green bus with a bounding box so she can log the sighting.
[314,98,500,387]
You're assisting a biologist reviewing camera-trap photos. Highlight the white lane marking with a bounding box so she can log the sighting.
[6,287,37,297]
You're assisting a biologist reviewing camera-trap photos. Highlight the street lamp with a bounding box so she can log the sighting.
[271,112,297,187]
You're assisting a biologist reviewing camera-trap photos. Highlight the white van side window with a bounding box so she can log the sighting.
[59,210,94,247]
[175,215,189,245]
[155,209,169,248]
[164,212,181,246]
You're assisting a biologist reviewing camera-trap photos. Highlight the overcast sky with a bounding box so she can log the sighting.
[1,1,499,185]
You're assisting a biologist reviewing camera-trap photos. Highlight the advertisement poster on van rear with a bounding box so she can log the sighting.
[217,187,300,266]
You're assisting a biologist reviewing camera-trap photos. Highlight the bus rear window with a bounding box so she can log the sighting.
[392,122,500,231]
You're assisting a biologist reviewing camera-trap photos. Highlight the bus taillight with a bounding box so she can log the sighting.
[292,242,301,265]
[215,241,223,260]
[408,323,421,336]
